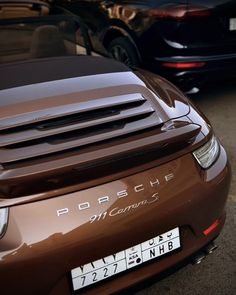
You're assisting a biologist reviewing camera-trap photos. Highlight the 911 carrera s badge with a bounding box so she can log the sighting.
[89,192,159,223]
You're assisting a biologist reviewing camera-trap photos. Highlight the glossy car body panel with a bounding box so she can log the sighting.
[0,57,195,204]
[0,145,230,294]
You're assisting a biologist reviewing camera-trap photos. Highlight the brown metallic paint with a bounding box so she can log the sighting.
[0,58,231,294]
[0,148,230,294]
[0,69,194,205]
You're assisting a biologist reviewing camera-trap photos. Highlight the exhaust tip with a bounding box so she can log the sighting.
[192,243,218,265]
[204,242,218,254]
[192,252,206,265]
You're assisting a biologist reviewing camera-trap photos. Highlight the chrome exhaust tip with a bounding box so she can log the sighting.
[204,242,218,254]
[192,243,218,265]
[192,252,206,265]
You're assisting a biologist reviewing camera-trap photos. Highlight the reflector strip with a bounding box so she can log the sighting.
[203,219,220,236]
[162,62,206,69]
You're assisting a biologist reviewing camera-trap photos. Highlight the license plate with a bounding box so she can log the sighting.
[71,227,180,291]
[229,18,236,31]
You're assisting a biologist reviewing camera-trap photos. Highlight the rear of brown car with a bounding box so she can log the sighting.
[0,56,231,295]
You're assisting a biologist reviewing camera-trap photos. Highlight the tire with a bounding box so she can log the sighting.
[107,36,140,67]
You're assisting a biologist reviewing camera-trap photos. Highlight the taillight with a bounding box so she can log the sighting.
[203,219,221,236]
[148,4,211,20]
[187,5,211,17]
[0,208,8,238]
[162,62,206,69]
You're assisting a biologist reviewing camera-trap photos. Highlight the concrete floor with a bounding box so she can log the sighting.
[135,80,236,295]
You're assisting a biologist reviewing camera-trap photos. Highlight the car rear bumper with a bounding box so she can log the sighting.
[155,53,236,63]
[0,145,231,295]
[149,53,236,91]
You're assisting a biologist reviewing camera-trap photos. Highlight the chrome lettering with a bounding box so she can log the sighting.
[121,205,132,213]
[134,184,144,192]
[109,200,148,217]
[98,196,109,204]
[78,202,90,211]
[57,208,69,216]
[117,190,128,198]
[57,172,175,217]
[150,178,160,187]
[165,173,174,182]
[147,193,159,204]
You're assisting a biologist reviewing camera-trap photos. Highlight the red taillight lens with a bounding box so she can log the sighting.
[187,6,211,17]
[162,62,206,69]
[148,4,187,19]
[203,219,221,236]
[148,4,211,20]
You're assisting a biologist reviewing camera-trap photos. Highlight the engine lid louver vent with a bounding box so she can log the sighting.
[0,93,162,165]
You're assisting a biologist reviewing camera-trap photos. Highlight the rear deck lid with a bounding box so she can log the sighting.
[0,56,198,201]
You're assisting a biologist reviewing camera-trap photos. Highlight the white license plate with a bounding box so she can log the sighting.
[229,18,236,31]
[71,227,180,291]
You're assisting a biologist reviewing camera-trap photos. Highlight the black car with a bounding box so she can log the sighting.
[53,0,236,92]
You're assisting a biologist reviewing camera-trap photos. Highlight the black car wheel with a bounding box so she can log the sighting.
[108,37,140,67]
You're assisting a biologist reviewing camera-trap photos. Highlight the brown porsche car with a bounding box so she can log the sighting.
[0,4,231,295]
